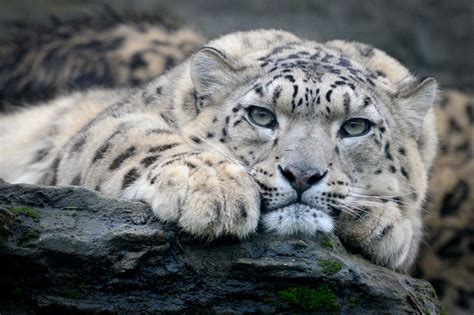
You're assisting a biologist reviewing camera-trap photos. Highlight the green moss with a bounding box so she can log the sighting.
[10,207,39,221]
[278,284,339,311]
[440,305,448,315]
[348,296,361,309]
[63,281,87,299]
[321,237,336,250]
[318,259,343,275]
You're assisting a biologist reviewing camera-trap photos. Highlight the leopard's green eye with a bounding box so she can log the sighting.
[248,106,277,128]
[340,118,371,137]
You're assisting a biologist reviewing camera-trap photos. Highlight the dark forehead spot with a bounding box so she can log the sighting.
[400,167,410,179]
[363,96,372,107]
[292,85,299,98]
[338,57,352,67]
[384,143,393,161]
[232,105,242,112]
[269,66,278,73]
[326,90,333,102]
[343,93,351,114]
[272,86,282,105]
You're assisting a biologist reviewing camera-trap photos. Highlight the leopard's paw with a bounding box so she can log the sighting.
[138,152,260,239]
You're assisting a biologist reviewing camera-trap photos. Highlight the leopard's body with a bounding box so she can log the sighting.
[0,30,439,277]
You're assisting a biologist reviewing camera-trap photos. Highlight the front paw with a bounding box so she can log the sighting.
[336,207,422,271]
[146,152,260,239]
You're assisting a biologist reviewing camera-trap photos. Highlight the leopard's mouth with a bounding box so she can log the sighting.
[260,203,334,236]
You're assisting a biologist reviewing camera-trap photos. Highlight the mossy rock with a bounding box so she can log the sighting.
[10,207,40,221]
[278,284,339,312]
[318,259,343,275]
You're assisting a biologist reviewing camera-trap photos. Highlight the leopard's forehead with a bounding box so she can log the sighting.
[252,43,380,93]
[237,44,386,121]
[206,30,411,95]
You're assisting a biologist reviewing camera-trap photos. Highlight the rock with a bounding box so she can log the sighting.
[0,181,441,314]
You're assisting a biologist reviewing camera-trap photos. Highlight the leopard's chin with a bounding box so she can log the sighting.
[261,203,333,236]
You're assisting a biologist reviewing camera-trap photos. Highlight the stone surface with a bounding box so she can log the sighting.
[0,180,441,314]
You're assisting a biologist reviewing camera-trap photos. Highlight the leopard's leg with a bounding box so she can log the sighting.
[48,112,260,239]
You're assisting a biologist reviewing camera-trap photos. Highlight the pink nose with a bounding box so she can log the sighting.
[279,165,327,193]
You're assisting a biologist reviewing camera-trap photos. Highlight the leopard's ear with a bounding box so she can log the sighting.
[190,47,239,100]
[398,77,438,136]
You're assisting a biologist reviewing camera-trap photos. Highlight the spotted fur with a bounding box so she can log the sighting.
[0,30,438,273]
[0,12,205,107]
[416,90,473,314]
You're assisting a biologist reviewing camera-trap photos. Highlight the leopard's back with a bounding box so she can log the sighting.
[0,13,205,107]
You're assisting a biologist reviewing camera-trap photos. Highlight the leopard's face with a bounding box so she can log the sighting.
[185,35,437,269]
[220,74,398,232]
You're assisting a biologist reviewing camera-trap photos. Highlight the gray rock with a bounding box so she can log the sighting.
[0,180,441,314]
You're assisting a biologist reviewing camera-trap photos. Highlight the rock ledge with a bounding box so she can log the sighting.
[0,181,441,314]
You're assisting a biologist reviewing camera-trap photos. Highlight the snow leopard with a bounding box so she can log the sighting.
[0,30,438,272]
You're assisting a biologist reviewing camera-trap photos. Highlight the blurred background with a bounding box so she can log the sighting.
[0,0,472,91]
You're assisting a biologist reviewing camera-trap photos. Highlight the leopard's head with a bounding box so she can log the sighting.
[184,30,437,270]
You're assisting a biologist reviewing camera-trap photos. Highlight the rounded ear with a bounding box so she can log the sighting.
[190,47,238,98]
[398,77,438,136]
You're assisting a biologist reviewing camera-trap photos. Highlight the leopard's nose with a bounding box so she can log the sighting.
[279,165,327,193]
